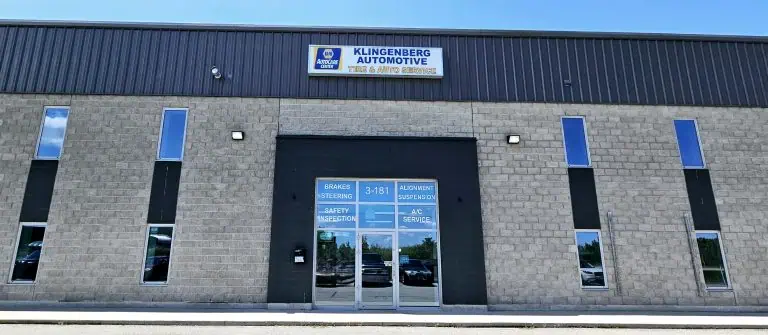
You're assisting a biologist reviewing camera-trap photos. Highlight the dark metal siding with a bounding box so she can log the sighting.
[19,160,59,223]
[567,168,601,230]
[1,25,767,107]
[684,169,721,231]
[268,135,486,305]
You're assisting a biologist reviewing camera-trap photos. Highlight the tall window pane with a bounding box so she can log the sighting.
[674,120,705,168]
[696,232,729,288]
[315,230,356,306]
[561,117,590,167]
[143,225,174,283]
[398,231,438,305]
[36,107,69,159]
[11,225,46,282]
[158,109,188,160]
[575,230,606,287]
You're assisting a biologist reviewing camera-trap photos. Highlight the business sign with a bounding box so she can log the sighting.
[308,45,444,78]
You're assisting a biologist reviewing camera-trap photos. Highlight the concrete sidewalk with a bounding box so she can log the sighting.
[1,308,768,328]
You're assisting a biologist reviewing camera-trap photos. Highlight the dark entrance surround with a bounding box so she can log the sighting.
[267,135,487,306]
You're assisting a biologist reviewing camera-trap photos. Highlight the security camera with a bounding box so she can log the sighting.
[211,66,222,79]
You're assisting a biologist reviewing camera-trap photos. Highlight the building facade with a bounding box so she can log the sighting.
[0,21,767,310]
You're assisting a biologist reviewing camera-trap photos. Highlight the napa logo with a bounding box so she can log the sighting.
[314,47,342,70]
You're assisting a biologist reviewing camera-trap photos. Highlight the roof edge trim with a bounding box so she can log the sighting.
[0,19,766,43]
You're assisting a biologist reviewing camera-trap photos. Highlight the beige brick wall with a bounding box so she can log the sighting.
[473,103,583,306]
[0,95,73,301]
[695,106,768,305]
[0,95,278,303]
[475,103,768,307]
[1,94,766,307]
[172,97,277,303]
[278,99,473,137]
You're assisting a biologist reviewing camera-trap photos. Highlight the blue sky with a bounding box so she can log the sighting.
[0,0,766,36]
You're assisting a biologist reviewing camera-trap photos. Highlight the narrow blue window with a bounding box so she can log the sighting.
[674,120,704,168]
[36,107,70,159]
[158,109,188,160]
[561,117,590,167]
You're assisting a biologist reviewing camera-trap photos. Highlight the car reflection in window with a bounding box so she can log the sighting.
[399,259,434,286]
[143,233,173,283]
[316,260,355,287]
[362,253,391,287]
[13,248,42,281]
[579,260,605,287]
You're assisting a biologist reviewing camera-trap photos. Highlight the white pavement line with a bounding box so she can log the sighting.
[0,312,767,328]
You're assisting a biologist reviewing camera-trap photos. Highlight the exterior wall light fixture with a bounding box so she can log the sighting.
[231,131,245,141]
[507,135,521,144]
[211,66,223,79]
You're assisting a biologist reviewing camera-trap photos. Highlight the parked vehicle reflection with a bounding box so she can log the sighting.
[362,252,391,287]
[12,248,41,281]
[399,259,433,286]
[142,229,173,283]
[143,255,170,282]
[316,261,355,287]
[579,261,605,286]
[11,225,46,282]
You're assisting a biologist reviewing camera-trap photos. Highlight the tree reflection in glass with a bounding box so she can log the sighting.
[398,232,438,305]
[315,231,356,305]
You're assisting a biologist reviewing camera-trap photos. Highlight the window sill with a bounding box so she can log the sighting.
[140,282,169,287]
[581,287,609,291]
[705,287,733,292]
[8,280,36,285]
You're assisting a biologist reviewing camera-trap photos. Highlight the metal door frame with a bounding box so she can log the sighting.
[356,230,397,309]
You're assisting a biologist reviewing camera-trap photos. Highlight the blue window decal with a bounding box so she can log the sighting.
[316,204,356,228]
[397,182,437,203]
[158,109,188,160]
[561,117,590,167]
[398,205,437,229]
[359,204,395,229]
[36,107,70,159]
[316,180,356,202]
[674,120,705,168]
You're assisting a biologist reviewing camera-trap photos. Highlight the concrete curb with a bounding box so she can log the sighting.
[1,311,768,328]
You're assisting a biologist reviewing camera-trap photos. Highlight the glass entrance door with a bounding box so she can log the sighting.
[358,232,395,309]
[314,178,441,309]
